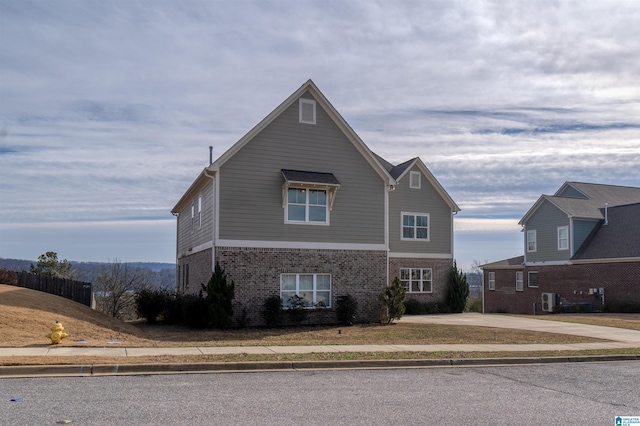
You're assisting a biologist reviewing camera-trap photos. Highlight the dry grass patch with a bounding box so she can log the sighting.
[513,313,640,331]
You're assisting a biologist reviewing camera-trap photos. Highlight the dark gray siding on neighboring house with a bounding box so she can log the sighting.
[525,200,570,262]
[572,219,598,255]
[218,92,385,244]
[388,166,452,255]
[177,180,214,256]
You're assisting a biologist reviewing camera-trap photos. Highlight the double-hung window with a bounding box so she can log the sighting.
[528,271,539,288]
[190,204,195,233]
[402,213,429,240]
[400,268,432,293]
[287,188,328,223]
[197,195,202,230]
[516,271,524,291]
[281,273,331,308]
[488,272,496,290]
[557,226,569,250]
[527,230,537,252]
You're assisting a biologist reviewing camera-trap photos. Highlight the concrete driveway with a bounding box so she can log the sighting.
[399,313,640,344]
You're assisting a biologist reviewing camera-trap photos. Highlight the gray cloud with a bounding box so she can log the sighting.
[1,0,639,265]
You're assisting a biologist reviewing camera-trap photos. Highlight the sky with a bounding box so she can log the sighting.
[1,1,639,271]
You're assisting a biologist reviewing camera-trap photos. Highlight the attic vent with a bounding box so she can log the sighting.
[299,98,316,124]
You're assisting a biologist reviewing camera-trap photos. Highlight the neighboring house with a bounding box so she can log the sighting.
[171,80,460,325]
[482,182,640,314]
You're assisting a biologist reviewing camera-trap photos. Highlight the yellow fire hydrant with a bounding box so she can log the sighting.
[46,321,69,344]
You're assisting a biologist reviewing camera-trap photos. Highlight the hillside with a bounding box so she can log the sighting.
[0,284,152,347]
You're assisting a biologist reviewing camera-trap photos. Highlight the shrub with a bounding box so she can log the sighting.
[261,295,284,327]
[464,296,483,313]
[336,294,358,325]
[201,262,235,329]
[404,299,449,315]
[0,268,18,285]
[446,261,469,313]
[602,302,640,313]
[182,293,210,329]
[134,288,169,324]
[379,277,406,325]
[286,294,309,325]
[164,293,185,325]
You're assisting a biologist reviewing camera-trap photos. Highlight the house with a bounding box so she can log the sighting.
[171,80,460,325]
[482,182,640,314]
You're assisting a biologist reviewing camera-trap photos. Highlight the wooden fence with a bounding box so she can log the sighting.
[14,271,94,308]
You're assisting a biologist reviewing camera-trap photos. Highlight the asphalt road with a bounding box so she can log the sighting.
[2,361,639,425]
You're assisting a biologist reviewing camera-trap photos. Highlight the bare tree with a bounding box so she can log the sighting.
[95,259,151,319]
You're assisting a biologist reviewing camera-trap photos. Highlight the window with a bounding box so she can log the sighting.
[527,230,537,252]
[402,213,429,240]
[190,203,195,233]
[197,195,202,230]
[286,188,328,224]
[488,272,495,290]
[516,271,524,291]
[400,268,432,293]
[280,273,331,308]
[299,98,316,124]
[558,226,569,250]
[528,271,539,288]
[409,171,421,189]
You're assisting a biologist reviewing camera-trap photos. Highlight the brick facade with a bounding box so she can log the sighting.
[177,248,212,294]
[198,247,389,326]
[483,261,640,314]
[388,257,452,304]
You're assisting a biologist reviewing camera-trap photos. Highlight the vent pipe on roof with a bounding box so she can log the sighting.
[604,203,608,225]
[209,146,213,165]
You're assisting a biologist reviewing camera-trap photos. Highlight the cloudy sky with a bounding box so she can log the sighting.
[1,1,639,271]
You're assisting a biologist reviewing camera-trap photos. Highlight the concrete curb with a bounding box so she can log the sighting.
[2,354,638,378]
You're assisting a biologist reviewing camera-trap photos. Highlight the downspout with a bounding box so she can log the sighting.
[385,183,396,286]
[204,168,216,272]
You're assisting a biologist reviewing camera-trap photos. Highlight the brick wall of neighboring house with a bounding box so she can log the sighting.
[215,247,388,326]
[388,257,452,304]
[483,261,640,314]
[177,248,212,295]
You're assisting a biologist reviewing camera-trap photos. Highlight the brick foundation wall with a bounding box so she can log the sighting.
[388,257,452,304]
[215,247,388,326]
[177,249,212,295]
[484,261,640,314]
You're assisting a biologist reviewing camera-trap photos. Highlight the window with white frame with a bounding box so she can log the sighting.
[190,203,195,233]
[488,272,495,290]
[280,273,331,308]
[197,195,202,229]
[527,230,537,252]
[402,213,429,240]
[400,268,432,293]
[516,271,524,291]
[557,226,569,250]
[409,171,421,189]
[528,271,539,288]
[299,98,316,124]
[286,188,328,224]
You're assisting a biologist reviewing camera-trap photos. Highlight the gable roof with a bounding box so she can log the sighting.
[210,79,393,185]
[480,255,524,269]
[572,203,640,261]
[520,181,640,225]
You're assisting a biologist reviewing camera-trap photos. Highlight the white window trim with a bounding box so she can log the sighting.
[516,271,524,291]
[190,203,195,233]
[557,226,569,251]
[399,268,433,293]
[528,271,539,288]
[401,212,430,241]
[197,195,202,230]
[488,272,495,290]
[527,230,537,252]
[284,187,330,226]
[280,273,331,308]
[409,171,421,189]
[299,98,316,124]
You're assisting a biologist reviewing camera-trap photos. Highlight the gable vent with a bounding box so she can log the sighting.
[299,99,316,124]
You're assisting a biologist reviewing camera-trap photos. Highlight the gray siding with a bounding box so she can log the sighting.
[573,219,598,254]
[388,166,453,254]
[557,186,586,199]
[218,92,385,244]
[177,180,214,256]
[525,200,570,262]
